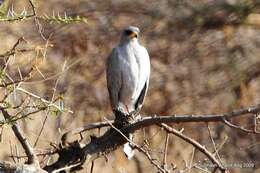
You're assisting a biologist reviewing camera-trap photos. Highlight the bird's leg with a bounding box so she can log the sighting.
[124,105,137,121]
[122,105,136,159]
[125,104,130,115]
[113,108,127,127]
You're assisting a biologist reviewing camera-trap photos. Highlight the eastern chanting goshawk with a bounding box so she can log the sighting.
[106,26,150,158]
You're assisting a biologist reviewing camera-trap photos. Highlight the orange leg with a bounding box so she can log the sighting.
[125,104,130,114]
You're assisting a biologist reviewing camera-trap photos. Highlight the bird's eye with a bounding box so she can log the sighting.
[124,30,133,35]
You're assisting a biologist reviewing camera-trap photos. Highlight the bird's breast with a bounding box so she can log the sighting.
[117,46,142,108]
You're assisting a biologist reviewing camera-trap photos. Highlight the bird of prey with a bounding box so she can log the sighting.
[106,26,150,158]
[106,26,150,116]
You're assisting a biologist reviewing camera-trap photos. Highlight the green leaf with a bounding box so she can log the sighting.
[0,0,9,16]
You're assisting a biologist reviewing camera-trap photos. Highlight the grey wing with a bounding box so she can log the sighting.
[134,77,149,110]
[134,47,150,110]
[106,48,121,110]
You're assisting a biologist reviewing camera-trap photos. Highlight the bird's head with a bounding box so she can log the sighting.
[121,26,140,43]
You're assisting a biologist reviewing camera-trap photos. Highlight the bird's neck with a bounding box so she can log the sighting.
[119,38,139,47]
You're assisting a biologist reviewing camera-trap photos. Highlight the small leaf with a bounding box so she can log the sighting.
[0,0,9,16]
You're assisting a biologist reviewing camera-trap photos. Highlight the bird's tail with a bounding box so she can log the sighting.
[123,134,135,159]
[113,109,138,159]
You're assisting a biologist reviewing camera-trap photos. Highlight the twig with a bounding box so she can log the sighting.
[67,121,112,135]
[0,107,48,127]
[9,140,16,164]
[104,118,169,173]
[188,147,195,173]
[51,162,82,173]
[28,0,46,40]
[90,161,94,173]
[162,132,169,169]
[34,114,48,147]
[207,124,223,165]
[136,146,169,173]
[0,51,35,88]
[160,123,227,173]
[0,37,24,58]
[28,0,36,16]
[0,107,38,165]
[104,117,135,145]
[214,135,228,155]
[193,165,211,173]
[8,150,57,159]
[0,127,3,142]
[15,144,21,163]
[254,114,257,132]
[22,57,82,84]
[15,87,73,113]
[222,118,260,134]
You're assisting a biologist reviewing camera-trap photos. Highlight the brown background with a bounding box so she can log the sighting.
[0,0,260,172]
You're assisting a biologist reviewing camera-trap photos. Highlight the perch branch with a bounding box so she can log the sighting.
[44,105,260,172]
[67,105,260,136]
[128,105,260,132]
[104,118,169,173]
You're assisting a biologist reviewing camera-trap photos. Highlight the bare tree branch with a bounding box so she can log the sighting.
[207,124,223,164]
[222,118,260,134]
[128,105,260,132]
[160,123,227,173]
[66,105,260,137]
[0,107,38,165]
[43,105,260,172]
[162,132,169,169]
[0,37,24,58]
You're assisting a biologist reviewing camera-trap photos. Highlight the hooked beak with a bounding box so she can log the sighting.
[128,31,138,39]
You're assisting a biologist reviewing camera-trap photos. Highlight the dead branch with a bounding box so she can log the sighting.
[0,37,24,59]
[160,123,227,173]
[43,105,260,172]
[0,107,37,165]
[15,87,73,113]
[65,104,260,137]
[128,105,260,132]
[162,132,169,169]
[222,118,260,134]
[0,107,50,173]
[105,118,169,173]
[67,120,113,135]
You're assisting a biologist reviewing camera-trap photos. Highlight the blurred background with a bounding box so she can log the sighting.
[0,0,260,172]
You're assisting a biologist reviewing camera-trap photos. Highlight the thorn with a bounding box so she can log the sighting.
[7,8,11,17]
[11,4,14,17]
[20,7,26,16]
